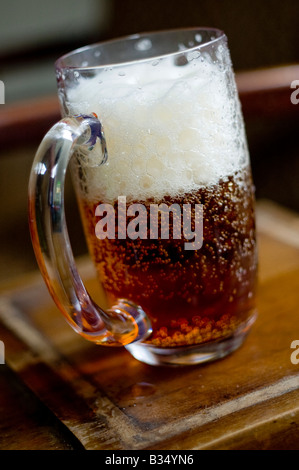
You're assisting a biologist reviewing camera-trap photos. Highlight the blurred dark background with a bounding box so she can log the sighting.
[0,0,299,282]
[2,0,299,101]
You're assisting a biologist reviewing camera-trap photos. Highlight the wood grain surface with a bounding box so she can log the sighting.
[0,200,299,450]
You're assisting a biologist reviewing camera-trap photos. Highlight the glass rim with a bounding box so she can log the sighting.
[55,27,226,71]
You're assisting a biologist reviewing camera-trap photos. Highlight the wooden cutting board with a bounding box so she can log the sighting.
[0,200,299,450]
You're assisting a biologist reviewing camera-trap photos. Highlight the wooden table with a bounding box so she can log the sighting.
[0,200,299,450]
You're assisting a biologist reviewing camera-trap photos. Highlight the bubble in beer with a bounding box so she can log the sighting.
[135,38,152,51]
[187,50,201,61]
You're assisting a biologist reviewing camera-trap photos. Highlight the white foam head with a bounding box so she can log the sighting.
[66,47,249,203]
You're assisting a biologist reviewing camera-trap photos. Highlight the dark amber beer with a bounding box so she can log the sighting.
[79,166,257,349]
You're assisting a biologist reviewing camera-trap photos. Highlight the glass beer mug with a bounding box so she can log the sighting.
[29,28,258,366]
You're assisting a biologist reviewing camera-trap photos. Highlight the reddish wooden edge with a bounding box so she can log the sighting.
[236,64,299,119]
[0,64,298,151]
[0,95,61,151]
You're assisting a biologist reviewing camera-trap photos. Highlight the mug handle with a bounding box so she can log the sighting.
[28,114,152,346]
